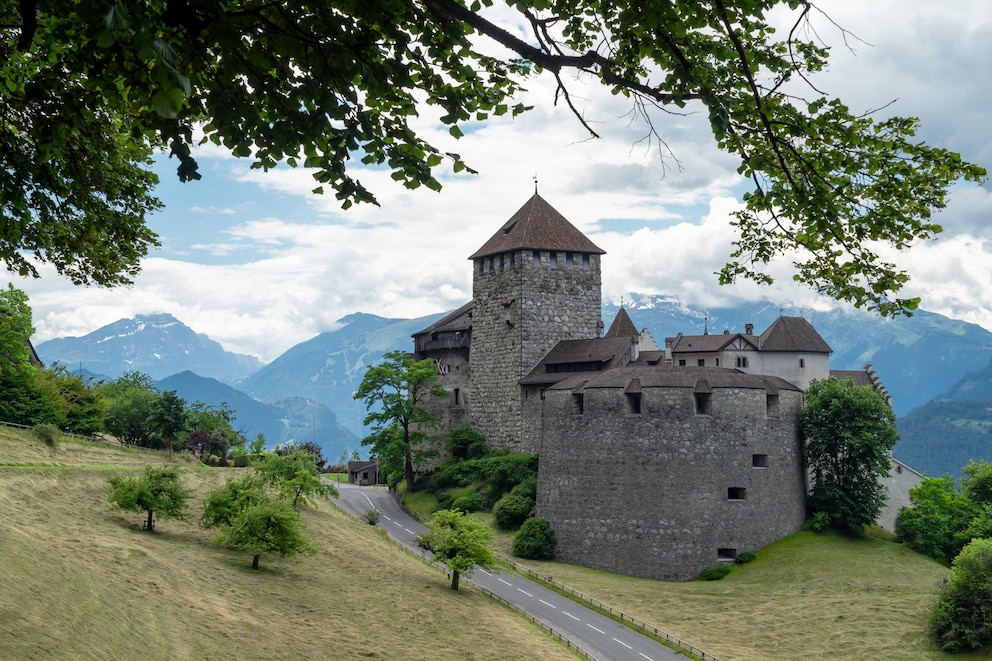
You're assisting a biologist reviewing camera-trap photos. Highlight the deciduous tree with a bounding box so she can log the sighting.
[102,373,159,447]
[415,508,499,590]
[1,2,984,311]
[354,350,446,493]
[895,476,975,563]
[0,284,33,372]
[800,376,899,530]
[201,474,268,530]
[212,496,316,570]
[148,389,187,451]
[108,465,190,532]
[254,451,336,508]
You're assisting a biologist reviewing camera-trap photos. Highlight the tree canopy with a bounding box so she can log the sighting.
[799,376,899,530]
[2,1,985,312]
[212,496,316,570]
[107,464,191,532]
[415,508,499,590]
[354,350,446,493]
[0,284,34,372]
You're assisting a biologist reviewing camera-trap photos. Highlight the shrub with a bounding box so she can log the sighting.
[33,423,60,448]
[698,565,732,581]
[930,538,992,652]
[445,425,488,460]
[512,518,556,560]
[435,490,455,511]
[492,491,534,530]
[735,551,757,565]
[451,496,475,512]
[482,454,538,501]
[509,475,537,499]
[805,510,832,532]
[232,453,267,468]
[362,509,381,525]
[468,490,489,512]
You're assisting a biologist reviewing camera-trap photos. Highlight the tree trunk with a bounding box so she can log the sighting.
[450,570,460,591]
[146,508,155,532]
[252,554,260,570]
[405,455,415,493]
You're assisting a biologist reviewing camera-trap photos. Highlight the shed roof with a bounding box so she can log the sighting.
[469,194,605,259]
[411,301,473,338]
[520,336,634,385]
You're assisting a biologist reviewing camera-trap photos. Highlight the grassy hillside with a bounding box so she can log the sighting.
[0,430,575,660]
[512,532,977,660]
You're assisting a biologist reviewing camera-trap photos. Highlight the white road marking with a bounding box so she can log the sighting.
[639,653,655,661]
[478,569,492,576]
[403,528,415,534]
[587,624,606,635]
[498,578,513,586]
[613,638,632,649]
[516,588,533,597]
[563,611,580,621]
[538,599,556,608]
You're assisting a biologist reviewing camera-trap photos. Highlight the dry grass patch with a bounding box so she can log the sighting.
[0,432,576,660]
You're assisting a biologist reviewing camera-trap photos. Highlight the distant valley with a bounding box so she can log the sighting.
[35,297,992,477]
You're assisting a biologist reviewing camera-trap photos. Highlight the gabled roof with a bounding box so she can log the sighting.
[604,307,639,338]
[469,194,605,259]
[759,316,832,353]
[667,316,832,355]
[668,331,759,353]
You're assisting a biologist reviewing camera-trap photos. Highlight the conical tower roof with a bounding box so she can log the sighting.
[469,194,605,259]
[604,307,639,338]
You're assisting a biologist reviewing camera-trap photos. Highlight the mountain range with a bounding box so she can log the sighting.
[34,297,992,477]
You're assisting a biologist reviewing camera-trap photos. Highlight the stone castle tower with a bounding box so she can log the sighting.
[467,194,605,453]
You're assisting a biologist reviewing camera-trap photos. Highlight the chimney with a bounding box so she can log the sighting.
[745,323,754,335]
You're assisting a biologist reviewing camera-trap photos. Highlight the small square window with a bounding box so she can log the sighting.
[728,487,746,500]
[697,359,705,367]
[572,393,584,414]
[695,392,712,416]
[717,548,737,562]
[626,393,641,415]
[678,359,686,366]
[752,454,769,468]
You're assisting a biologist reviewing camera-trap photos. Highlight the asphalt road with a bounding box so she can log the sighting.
[330,482,688,661]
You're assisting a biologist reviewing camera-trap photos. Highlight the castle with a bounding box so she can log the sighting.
[412,193,910,580]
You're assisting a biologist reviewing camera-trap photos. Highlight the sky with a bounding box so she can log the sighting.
[6,1,991,363]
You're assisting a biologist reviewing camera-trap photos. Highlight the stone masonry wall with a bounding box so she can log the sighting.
[470,250,601,454]
[420,347,471,440]
[536,383,806,580]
